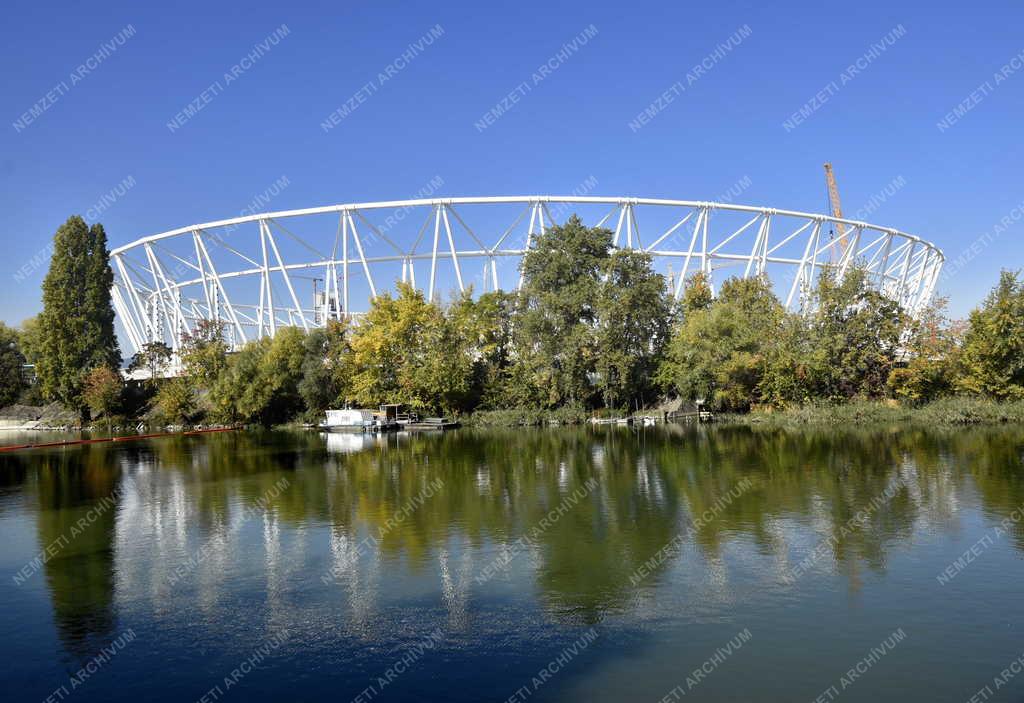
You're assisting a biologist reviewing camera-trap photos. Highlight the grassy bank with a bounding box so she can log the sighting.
[464,406,591,427]
[723,397,1024,427]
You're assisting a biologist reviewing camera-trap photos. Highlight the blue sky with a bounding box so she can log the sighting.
[2,0,1022,330]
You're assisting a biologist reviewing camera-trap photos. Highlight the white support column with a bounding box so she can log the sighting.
[143,244,172,346]
[114,254,154,343]
[897,241,916,306]
[441,205,464,293]
[145,243,192,349]
[909,249,932,313]
[743,215,769,278]
[701,206,713,293]
[111,285,143,353]
[263,221,309,332]
[195,232,248,345]
[838,227,862,280]
[257,264,266,337]
[192,233,214,324]
[613,204,627,247]
[676,207,706,298]
[758,215,771,276]
[920,256,943,311]
[625,204,633,248]
[877,232,895,294]
[517,204,539,292]
[804,220,823,311]
[346,210,377,300]
[259,222,276,336]
[622,204,638,251]
[429,205,442,301]
[786,220,820,309]
[341,213,349,315]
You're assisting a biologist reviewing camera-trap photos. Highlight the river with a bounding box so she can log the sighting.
[1,425,1022,702]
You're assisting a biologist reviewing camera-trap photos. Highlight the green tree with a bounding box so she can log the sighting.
[154,377,196,424]
[210,327,307,425]
[82,366,122,427]
[16,317,44,405]
[888,297,958,403]
[594,250,672,409]
[128,342,173,386]
[180,320,228,386]
[17,315,44,366]
[807,268,907,400]
[348,283,439,410]
[955,270,1024,399]
[37,216,121,412]
[210,339,267,423]
[660,275,783,411]
[758,311,816,406]
[459,290,516,410]
[0,322,27,407]
[680,271,713,314]
[514,215,611,408]
[299,319,353,415]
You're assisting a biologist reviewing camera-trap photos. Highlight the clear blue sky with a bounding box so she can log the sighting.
[2,0,1022,329]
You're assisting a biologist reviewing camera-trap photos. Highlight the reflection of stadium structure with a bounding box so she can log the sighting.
[110,196,943,354]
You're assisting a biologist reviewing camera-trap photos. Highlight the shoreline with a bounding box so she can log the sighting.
[720,397,1024,428]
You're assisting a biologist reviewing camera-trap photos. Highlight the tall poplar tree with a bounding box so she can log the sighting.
[37,216,121,412]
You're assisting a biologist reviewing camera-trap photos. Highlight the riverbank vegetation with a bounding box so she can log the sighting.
[1,214,1023,428]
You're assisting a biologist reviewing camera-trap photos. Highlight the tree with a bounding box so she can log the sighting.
[154,377,196,425]
[15,317,44,405]
[955,270,1024,399]
[210,339,267,423]
[458,290,516,410]
[180,320,228,386]
[594,250,672,409]
[514,215,611,408]
[806,268,907,400]
[660,275,783,412]
[17,315,44,366]
[128,342,173,386]
[298,320,353,415]
[888,297,958,403]
[82,366,122,426]
[348,283,463,413]
[0,323,27,407]
[210,327,307,425]
[758,311,816,406]
[680,271,713,315]
[37,216,121,412]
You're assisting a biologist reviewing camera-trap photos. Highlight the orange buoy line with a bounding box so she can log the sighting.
[0,426,239,453]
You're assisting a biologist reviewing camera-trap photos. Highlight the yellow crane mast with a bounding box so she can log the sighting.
[823,162,848,262]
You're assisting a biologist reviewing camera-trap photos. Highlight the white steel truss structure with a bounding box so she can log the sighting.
[110,196,944,354]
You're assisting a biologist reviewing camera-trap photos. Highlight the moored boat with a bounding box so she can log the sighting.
[320,409,398,433]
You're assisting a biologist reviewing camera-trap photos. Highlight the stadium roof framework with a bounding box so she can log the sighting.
[110,196,944,354]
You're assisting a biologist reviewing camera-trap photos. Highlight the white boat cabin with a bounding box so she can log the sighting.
[324,409,375,428]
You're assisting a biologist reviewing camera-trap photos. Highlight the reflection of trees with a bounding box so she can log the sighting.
[955,428,1024,552]
[33,445,122,660]
[8,424,1024,644]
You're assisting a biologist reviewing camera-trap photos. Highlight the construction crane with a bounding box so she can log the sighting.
[823,162,848,262]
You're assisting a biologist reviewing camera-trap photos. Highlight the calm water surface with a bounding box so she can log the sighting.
[1,425,1023,702]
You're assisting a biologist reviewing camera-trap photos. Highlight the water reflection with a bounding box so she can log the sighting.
[3,424,1024,677]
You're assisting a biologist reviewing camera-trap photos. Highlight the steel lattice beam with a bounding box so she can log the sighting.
[110,196,944,354]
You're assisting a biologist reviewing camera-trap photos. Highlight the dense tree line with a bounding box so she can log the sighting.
[2,214,1022,425]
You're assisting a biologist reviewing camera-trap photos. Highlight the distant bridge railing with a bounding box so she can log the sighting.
[110,196,943,354]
